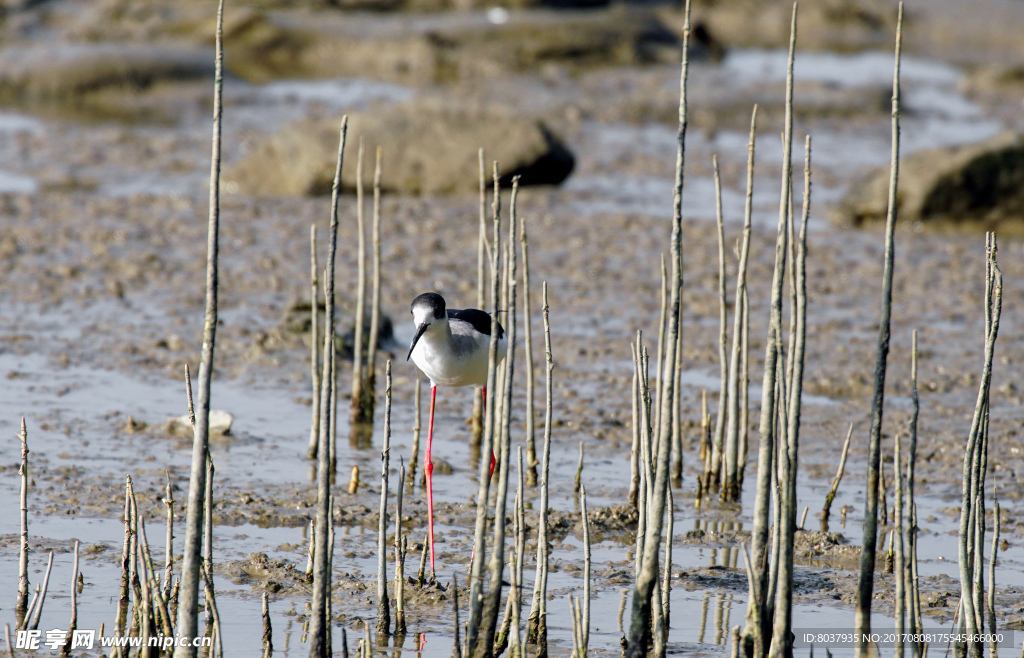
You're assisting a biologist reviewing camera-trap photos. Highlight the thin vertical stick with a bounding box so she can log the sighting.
[5,625,14,658]
[471,148,488,446]
[770,132,812,657]
[988,496,1000,656]
[581,484,592,657]
[855,7,903,654]
[660,486,675,645]
[203,455,214,597]
[480,177,520,654]
[511,447,526,657]
[454,573,463,658]
[164,471,174,600]
[175,1,224,652]
[309,116,348,658]
[628,1,690,651]
[527,282,554,655]
[630,344,641,506]
[395,460,407,635]
[894,434,906,658]
[521,212,538,486]
[821,423,854,529]
[365,147,383,419]
[906,330,922,651]
[200,562,224,658]
[60,540,79,656]
[308,224,321,459]
[262,592,273,658]
[113,477,132,653]
[467,162,502,649]
[16,418,29,628]
[376,361,392,636]
[27,552,54,631]
[739,287,750,483]
[408,376,422,488]
[350,139,366,426]
[654,254,668,452]
[724,106,756,501]
[747,4,796,649]
[711,154,728,489]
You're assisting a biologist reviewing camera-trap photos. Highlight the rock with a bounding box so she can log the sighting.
[0,42,214,120]
[660,0,897,53]
[271,299,396,361]
[224,103,575,196]
[195,7,679,83]
[0,42,214,101]
[167,410,234,435]
[837,133,1024,227]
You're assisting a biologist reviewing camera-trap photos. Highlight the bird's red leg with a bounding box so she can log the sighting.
[425,384,437,579]
[483,386,495,479]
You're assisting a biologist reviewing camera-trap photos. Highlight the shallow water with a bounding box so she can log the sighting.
[2,42,1023,656]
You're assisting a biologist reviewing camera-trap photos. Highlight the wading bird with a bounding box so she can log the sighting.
[406,292,506,575]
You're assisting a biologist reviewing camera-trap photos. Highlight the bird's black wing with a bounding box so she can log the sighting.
[448,308,505,339]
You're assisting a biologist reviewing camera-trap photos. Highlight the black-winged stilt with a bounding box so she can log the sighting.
[406,292,506,576]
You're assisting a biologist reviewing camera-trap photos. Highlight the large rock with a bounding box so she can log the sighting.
[838,133,1024,227]
[0,42,214,101]
[224,103,575,196]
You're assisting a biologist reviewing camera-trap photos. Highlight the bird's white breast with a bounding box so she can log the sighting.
[411,320,507,388]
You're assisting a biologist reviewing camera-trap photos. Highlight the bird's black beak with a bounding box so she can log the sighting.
[407,323,428,361]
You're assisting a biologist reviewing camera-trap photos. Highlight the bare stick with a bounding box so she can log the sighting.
[408,376,422,488]
[660,485,675,633]
[654,254,668,452]
[527,282,554,654]
[747,5,796,648]
[5,625,14,658]
[27,552,54,631]
[350,139,366,427]
[113,477,132,652]
[629,344,641,507]
[511,447,527,657]
[467,162,502,647]
[175,1,225,652]
[60,540,80,657]
[895,435,906,658]
[855,7,903,653]
[521,212,538,486]
[363,146,384,422]
[627,3,690,651]
[710,154,728,490]
[203,455,214,604]
[164,472,174,600]
[724,106,757,501]
[454,572,463,658]
[262,592,273,658]
[309,116,349,658]
[376,361,393,635]
[574,441,584,494]
[16,418,29,628]
[308,224,321,459]
[471,148,488,446]
[581,485,592,656]
[988,496,1000,655]
[200,561,224,658]
[480,176,521,653]
[821,423,854,529]
[906,330,922,649]
[739,287,750,485]
[395,461,408,635]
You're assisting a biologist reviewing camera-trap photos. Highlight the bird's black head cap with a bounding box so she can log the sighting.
[410,292,446,320]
